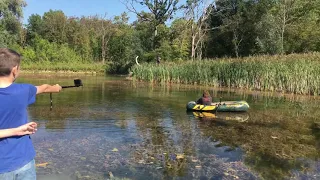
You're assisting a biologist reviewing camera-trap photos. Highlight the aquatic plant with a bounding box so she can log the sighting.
[131,53,320,95]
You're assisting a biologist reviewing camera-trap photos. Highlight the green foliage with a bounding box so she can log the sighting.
[130,0,180,50]
[26,14,43,43]
[205,0,320,57]
[41,10,68,44]
[170,19,191,60]
[2,0,320,73]
[0,0,26,47]
[15,37,101,71]
[137,0,179,25]
[131,53,320,95]
[107,24,139,74]
[27,36,81,63]
[255,12,282,54]
[21,61,105,73]
[0,30,17,47]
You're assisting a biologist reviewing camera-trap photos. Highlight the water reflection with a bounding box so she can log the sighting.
[17,74,320,179]
[190,111,250,122]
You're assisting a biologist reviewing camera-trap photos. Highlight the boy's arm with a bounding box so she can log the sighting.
[0,122,37,138]
[36,84,62,94]
[0,129,18,138]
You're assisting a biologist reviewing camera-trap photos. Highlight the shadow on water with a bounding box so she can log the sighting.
[17,74,320,179]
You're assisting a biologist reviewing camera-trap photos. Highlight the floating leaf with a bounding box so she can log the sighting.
[109,172,114,178]
[176,154,184,159]
[232,175,239,179]
[138,160,144,164]
[36,162,48,167]
[166,163,172,168]
[112,148,119,152]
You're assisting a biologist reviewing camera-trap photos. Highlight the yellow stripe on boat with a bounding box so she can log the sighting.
[192,104,217,111]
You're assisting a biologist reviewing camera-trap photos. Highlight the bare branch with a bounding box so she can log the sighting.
[120,0,153,22]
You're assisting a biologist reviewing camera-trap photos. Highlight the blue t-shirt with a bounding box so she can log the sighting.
[0,83,37,173]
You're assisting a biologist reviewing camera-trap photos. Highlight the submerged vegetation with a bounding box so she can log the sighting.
[131,53,320,95]
[26,76,319,179]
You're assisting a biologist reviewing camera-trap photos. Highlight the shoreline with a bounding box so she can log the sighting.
[21,70,104,75]
[131,53,320,96]
[20,70,320,101]
[130,78,320,102]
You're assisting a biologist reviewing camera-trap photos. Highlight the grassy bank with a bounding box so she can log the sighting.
[131,52,320,95]
[20,61,106,74]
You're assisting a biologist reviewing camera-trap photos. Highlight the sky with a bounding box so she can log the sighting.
[23,0,184,25]
[23,0,144,24]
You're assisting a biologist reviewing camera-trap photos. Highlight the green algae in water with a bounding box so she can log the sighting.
[19,74,320,180]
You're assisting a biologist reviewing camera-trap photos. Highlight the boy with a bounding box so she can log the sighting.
[0,48,62,179]
[196,90,213,105]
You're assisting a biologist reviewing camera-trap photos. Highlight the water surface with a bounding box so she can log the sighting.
[18,74,320,180]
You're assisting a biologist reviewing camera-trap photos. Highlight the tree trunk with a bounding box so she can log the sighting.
[197,40,203,60]
[191,34,196,61]
[233,30,240,58]
[152,26,158,50]
[101,34,105,64]
[280,0,287,55]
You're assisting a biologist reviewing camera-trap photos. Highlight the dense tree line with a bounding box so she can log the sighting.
[1,0,319,73]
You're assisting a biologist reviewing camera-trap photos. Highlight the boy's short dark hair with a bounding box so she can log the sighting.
[0,48,21,77]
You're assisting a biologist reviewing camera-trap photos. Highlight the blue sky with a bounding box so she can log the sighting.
[23,0,143,24]
[23,0,184,25]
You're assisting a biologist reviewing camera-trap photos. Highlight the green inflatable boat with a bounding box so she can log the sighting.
[186,100,249,112]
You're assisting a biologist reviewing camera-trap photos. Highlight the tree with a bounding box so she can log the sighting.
[205,0,271,58]
[204,0,244,58]
[0,0,26,47]
[123,0,180,49]
[183,0,213,60]
[170,18,191,60]
[65,17,91,60]
[82,15,116,63]
[113,12,130,25]
[108,22,138,73]
[42,10,67,44]
[271,0,319,54]
[133,12,155,53]
[26,14,43,45]
[254,0,320,54]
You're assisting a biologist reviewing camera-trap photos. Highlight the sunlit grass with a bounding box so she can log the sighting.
[21,61,106,73]
[131,52,320,95]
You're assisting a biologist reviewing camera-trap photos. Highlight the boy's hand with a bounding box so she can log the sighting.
[16,122,38,136]
[54,84,62,92]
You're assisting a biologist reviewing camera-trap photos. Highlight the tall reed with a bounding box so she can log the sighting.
[131,53,320,95]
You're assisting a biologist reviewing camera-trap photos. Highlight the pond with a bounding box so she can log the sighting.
[18,74,319,180]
